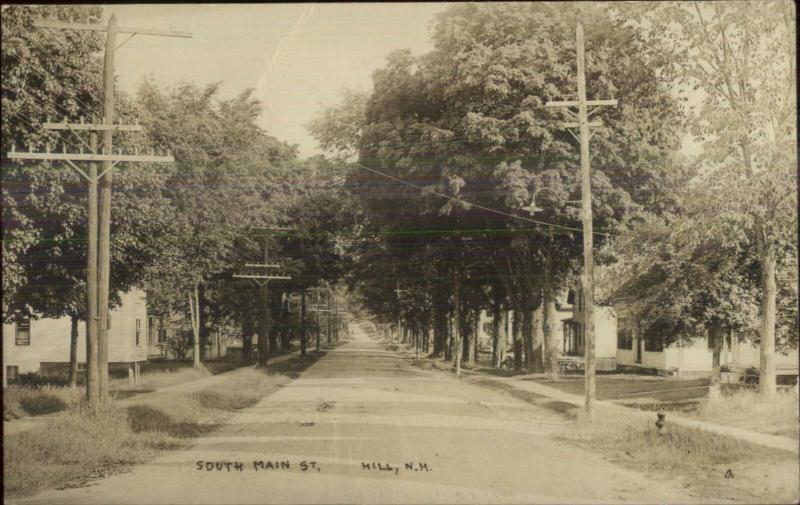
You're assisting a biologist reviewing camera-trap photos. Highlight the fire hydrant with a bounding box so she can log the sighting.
[655,412,666,431]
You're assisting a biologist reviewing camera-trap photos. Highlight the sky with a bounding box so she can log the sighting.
[101,3,703,160]
[103,3,447,158]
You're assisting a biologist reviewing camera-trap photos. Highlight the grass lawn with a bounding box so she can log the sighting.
[4,358,251,420]
[3,351,325,498]
[692,388,799,439]
[531,374,711,402]
[558,409,799,504]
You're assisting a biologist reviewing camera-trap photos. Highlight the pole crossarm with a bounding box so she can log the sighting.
[562,120,603,128]
[6,152,175,163]
[43,122,144,132]
[233,274,292,280]
[546,99,618,107]
[244,263,282,268]
[34,20,192,38]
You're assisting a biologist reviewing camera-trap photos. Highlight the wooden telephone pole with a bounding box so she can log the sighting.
[8,14,190,405]
[233,230,292,366]
[545,21,617,419]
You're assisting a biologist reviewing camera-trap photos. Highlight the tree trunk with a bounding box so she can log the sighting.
[300,292,307,357]
[512,308,522,371]
[759,240,778,399]
[257,284,270,366]
[242,316,253,363]
[444,310,453,361]
[531,304,545,373]
[269,289,281,353]
[433,305,446,356]
[543,271,560,380]
[464,309,475,367]
[453,270,462,376]
[198,282,208,360]
[68,314,80,388]
[190,287,201,368]
[709,324,723,400]
[491,297,503,368]
[281,295,291,351]
[522,307,533,370]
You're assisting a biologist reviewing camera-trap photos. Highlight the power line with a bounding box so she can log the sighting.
[354,162,612,237]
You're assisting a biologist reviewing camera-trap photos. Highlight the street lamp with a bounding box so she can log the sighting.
[520,186,581,215]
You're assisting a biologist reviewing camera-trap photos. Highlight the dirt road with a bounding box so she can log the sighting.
[12,327,703,504]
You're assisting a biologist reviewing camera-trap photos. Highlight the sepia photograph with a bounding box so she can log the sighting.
[2,2,798,504]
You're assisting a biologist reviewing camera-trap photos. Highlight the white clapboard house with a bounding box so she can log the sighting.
[3,289,149,387]
[613,290,799,378]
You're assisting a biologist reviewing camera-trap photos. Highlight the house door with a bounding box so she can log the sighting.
[634,336,643,364]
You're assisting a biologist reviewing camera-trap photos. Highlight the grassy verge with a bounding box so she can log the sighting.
[3,385,84,420]
[691,388,799,439]
[557,409,799,503]
[3,360,246,420]
[3,352,323,499]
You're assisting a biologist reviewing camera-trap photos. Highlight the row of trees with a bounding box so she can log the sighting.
[310,2,797,396]
[2,3,796,402]
[1,5,357,390]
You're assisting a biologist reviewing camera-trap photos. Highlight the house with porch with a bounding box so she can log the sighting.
[462,277,623,373]
[3,289,149,387]
[560,287,618,371]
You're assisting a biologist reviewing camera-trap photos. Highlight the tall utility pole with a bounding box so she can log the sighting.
[8,14,189,405]
[97,14,117,400]
[232,230,292,367]
[546,21,616,419]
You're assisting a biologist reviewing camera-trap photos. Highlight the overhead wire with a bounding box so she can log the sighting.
[353,162,611,237]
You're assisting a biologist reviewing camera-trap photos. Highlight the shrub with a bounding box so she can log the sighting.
[125,404,175,433]
[193,389,260,411]
[19,394,68,416]
[3,385,83,419]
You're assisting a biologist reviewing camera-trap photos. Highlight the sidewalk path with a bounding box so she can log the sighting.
[445,364,800,454]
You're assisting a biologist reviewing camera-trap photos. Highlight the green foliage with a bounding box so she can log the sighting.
[311,2,685,329]
[18,394,68,416]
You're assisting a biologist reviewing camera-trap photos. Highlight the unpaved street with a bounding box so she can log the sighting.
[13,327,702,504]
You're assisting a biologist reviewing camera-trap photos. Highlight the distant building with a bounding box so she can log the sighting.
[3,289,148,387]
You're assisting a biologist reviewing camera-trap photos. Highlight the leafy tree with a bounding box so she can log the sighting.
[621,0,798,397]
[312,2,685,376]
[2,5,173,387]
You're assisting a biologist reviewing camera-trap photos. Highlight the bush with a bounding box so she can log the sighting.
[194,389,260,411]
[125,404,175,433]
[4,385,83,419]
[19,394,68,416]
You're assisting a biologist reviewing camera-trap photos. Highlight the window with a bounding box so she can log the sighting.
[6,366,19,384]
[482,322,493,335]
[15,317,30,345]
[158,328,167,343]
[135,319,142,346]
[617,324,633,350]
[643,327,664,352]
[563,321,584,356]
